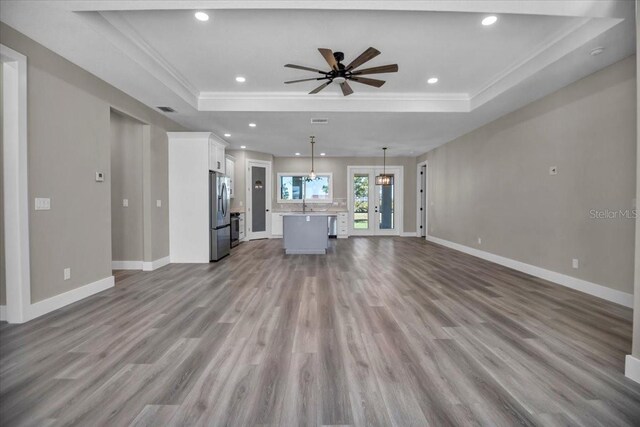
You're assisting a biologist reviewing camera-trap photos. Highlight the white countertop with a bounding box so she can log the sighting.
[279,212,338,216]
[272,210,348,215]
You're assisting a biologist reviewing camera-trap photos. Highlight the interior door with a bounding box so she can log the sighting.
[247,160,271,239]
[349,167,400,236]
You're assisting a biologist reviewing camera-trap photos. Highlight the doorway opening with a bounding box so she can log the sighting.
[109,109,145,273]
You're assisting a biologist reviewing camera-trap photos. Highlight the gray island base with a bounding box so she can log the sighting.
[283,213,330,254]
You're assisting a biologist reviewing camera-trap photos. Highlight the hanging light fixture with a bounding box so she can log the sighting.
[376,147,394,186]
[308,136,316,180]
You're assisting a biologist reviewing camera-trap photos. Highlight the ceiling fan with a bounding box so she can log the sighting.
[284,47,398,96]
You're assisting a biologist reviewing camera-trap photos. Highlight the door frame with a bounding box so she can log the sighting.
[347,165,403,236]
[246,159,272,240]
[416,161,428,238]
[1,44,30,323]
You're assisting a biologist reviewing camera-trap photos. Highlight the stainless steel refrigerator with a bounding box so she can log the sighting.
[210,171,231,261]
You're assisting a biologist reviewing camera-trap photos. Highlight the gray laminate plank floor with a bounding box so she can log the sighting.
[1,237,639,426]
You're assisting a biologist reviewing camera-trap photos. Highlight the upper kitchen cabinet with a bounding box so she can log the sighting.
[225,155,236,198]
[208,134,228,174]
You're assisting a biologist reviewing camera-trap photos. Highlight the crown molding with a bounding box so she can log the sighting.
[56,0,634,19]
[470,17,624,109]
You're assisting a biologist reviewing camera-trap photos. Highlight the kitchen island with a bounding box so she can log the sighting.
[282,213,330,254]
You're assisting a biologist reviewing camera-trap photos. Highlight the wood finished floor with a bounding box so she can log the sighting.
[1,237,639,426]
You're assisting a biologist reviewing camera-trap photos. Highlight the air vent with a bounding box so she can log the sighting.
[310,118,329,124]
[157,106,175,113]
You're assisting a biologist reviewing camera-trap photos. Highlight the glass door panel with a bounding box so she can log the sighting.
[353,174,370,230]
[377,177,395,231]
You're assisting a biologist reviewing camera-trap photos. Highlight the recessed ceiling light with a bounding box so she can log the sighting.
[482,15,498,26]
[235,76,246,83]
[590,47,605,56]
[240,145,246,149]
[295,152,301,156]
[427,77,438,84]
[320,152,326,156]
[224,133,231,137]
[249,123,256,127]
[194,11,209,22]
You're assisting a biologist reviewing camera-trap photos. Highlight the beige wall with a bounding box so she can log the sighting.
[419,56,636,294]
[272,156,417,233]
[0,23,185,302]
[150,125,170,261]
[110,110,143,262]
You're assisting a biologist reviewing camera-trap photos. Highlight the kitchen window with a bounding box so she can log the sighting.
[277,173,333,203]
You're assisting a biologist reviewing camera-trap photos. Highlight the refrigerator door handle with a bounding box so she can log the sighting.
[221,183,227,217]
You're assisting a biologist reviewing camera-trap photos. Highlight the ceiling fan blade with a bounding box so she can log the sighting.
[285,77,327,84]
[309,80,332,94]
[340,81,354,96]
[284,64,326,74]
[349,76,386,88]
[351,64,398,75]
[318,48,338,71]
[346,47,380,71]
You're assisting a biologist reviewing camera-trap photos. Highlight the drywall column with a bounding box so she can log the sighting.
[627,0,640,384]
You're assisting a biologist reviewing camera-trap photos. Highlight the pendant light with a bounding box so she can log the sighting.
[375,147,394,186]
[308,136,316,180]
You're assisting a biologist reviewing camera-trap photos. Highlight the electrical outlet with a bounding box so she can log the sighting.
[123,199,129,207]
[64,268,71,280]
[156,200,162,208]
[572,258,579,269]
[549,166,558,175]
[95,172,105,182]
[477,237,482,245]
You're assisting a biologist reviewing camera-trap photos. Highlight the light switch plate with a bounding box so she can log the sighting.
[156,200,162,208]
[35,198,51,210]
[64,268,71,280]
[123,199,129,207]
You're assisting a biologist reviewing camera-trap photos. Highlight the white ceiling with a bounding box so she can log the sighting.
[0,1,636,156]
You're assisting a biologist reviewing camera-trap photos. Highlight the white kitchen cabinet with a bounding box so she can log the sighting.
[208,135,228,173]
[271,213,284,237]
[225,155,235,198]
[337,212,349,238]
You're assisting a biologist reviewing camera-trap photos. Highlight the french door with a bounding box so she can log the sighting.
[348,166,402,236]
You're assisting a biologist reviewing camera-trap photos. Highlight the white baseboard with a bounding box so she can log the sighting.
[0,305,6,322]
[425,235,633,308]
[401,231,420,237]
[27,275,114,321]
[142,256,171,271]
[112,260,143,270]
[625,355,640,384]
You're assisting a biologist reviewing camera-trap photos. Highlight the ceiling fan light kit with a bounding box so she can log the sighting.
[284,47,398,96]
